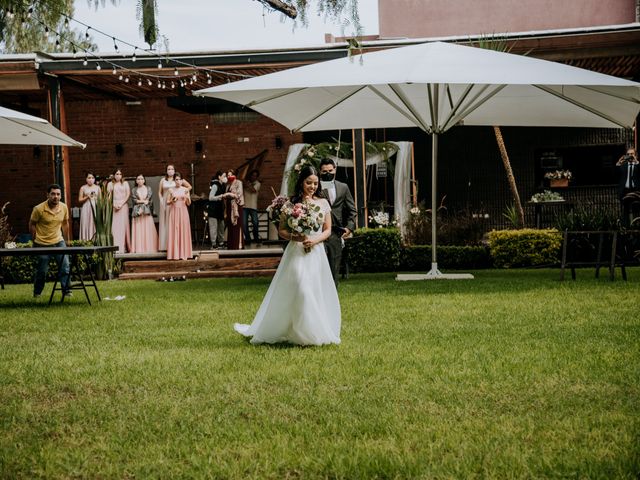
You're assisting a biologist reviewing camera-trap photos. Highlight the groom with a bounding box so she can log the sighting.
[319,158,357,285]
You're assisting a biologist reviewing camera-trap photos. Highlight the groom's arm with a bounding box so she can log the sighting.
[342,185,357,234]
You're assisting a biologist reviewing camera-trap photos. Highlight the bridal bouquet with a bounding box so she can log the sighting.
[281,200,324,252]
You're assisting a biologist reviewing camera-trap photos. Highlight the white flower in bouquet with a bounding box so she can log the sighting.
[410,207,420,215]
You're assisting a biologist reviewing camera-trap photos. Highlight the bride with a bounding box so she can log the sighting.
[234,166,341,345]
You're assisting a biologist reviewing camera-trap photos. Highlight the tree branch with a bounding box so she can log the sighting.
[257,0,298,19]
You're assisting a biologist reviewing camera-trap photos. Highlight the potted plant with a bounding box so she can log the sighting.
[544,169,572,188]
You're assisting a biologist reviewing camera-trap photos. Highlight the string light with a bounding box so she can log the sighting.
[24,5,255,94]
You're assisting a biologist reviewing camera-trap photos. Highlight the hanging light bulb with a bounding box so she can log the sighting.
[64,17,69,28]
[137,78,143,86]
[157,60,162,69]
[207,77,212,85]
[125,77,130,83]
[83,57,88,66]
[147,79,153,86]
[171,82,175,89]
[174,68,179,76]
[157,80,161,88]
[55,38,61,50]
[85,27,90,40]
[72,46,77,57]
[132,47,137,62]
[112,66,117,75]
[162,82,166,89]
[192,73,197,82]
[27,7,33,18]
[113,37,119,52]
[96,63,101,71]
[118,74,123,81]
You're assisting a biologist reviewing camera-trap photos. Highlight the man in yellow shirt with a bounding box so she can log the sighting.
[29,184,71,297]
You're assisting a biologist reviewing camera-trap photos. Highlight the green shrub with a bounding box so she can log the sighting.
[344,227,401,273]
[553,204,620,232]
[488,229,562,268]
[1,240,95,284]
[399,245,492,271]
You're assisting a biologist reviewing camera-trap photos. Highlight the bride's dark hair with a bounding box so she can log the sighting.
[292,165,324,203]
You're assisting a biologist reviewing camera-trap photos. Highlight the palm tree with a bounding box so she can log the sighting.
[476,36,526,228]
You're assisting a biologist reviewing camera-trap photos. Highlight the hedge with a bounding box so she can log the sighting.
[487,229,562,268]
[344,227,402,273]
[1,240,95,284]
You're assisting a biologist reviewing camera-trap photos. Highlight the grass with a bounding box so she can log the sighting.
[1,269,639,478]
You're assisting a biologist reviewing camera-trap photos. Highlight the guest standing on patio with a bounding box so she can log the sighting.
[166,172,192,260]
[243,169,262,245]
[225,168,244,250]
[130,174,158,254]
[107,169,131,253]
[616,146,640,226]
[158,164,191,251]
[208,170,228,249]
[29,184,71,297]
[77,172,99,241]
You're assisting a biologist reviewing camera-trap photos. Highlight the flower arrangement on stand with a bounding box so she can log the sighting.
[544,170,572,187]
[368,210,398,228]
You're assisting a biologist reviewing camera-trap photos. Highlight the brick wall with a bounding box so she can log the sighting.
[0,98,302,236]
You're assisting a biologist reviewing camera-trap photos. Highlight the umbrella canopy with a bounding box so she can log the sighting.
[0,106,86,148]
[196,41,640,277]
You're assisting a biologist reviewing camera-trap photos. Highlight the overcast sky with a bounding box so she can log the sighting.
[72,0,379,53]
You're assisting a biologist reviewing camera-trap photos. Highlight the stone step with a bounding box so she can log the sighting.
[118,269,277,280]
[121,256,281,273]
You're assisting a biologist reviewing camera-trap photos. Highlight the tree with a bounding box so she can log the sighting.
[0,0,95,53]
[476,36,526,228]
[0,0,360,53]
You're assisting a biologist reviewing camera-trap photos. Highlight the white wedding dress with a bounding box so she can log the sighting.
[234,198,341,345]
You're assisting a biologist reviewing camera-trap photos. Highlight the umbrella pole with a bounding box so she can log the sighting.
[426,131,442,277]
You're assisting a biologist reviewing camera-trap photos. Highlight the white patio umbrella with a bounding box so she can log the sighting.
[0,106,86,148]
[196,41,640,278]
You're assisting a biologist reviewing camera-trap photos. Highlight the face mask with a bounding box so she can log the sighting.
[320,172,335,182]
[228,175,236,183]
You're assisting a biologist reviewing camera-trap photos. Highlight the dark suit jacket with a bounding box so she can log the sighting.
[617,161,640,199]
[323,181,356,233]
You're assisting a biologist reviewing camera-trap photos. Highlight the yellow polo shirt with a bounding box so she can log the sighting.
[30,201,68,245]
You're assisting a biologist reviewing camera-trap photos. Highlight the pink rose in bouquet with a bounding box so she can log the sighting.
[280,200,324,253]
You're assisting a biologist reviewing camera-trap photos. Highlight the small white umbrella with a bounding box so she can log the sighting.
[0,106,86,148]
[196,41,640,278]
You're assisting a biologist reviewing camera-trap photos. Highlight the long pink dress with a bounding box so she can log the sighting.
[166,187,192,260]
[79,185,99,241]
[110,182,131,253]
[158,178,175,251]
[131,185,158,254]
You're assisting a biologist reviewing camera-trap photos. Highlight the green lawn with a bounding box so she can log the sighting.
[1,269,639,479]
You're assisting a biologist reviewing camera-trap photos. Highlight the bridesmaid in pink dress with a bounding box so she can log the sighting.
[131,174,158,253]
[158,164,192,251]
[107,169,131,253]
[78,172,100,241]
[166,172,193,260]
